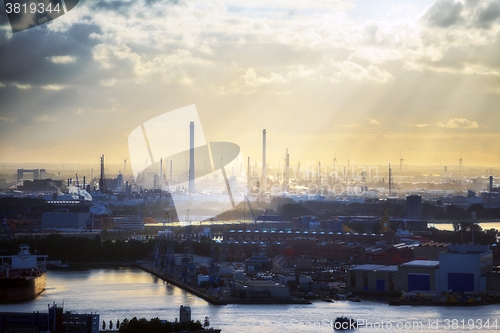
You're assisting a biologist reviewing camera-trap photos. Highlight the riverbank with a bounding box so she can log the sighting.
[46,261,135,270]
[389,292,500,306]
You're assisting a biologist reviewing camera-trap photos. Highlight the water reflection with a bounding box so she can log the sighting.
[0,268,498,333]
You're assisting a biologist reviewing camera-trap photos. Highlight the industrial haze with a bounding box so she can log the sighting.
[1,0,500,169]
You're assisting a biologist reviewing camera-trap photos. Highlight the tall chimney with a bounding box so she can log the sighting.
[262,129,267,192]
[188,122,196,194]
[388,163,392,196]
[99,155,105,192]
[160,158,163,185]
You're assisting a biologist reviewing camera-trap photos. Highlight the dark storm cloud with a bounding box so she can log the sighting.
[0,23,101,85]
[423,0,500,30]
[475,1,500,29]
[87,0,184,16]
[145,0,179,5]
[91,0,134,13]
[423,0,464,27]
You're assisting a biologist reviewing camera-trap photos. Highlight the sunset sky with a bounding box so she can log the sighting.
[1,0,499,171]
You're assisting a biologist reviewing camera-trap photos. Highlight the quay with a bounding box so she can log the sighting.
[135,262,311,305]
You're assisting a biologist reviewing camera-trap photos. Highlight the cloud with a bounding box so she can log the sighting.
[33,115,58,122]
[100,79,117,87]
[48,55,78,64]
[0,117,15,123]
[0,83,5,88]
[330,61,393,84]
[41,85,65,90]
[475,0,500,29]
[242,68,287,88]
[13,83,32,90]
[367,118,381,125]
[422,0,464,28]
[415,118,479,129]
[438,118,479,129]
[406,0,500,81]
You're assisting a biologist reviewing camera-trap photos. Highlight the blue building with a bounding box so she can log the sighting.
[437,244,492,293]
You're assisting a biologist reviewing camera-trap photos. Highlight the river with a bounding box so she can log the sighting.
[1,268,499,332]
[430,222,500,232]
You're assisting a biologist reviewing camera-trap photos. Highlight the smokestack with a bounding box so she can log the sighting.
[388,163,392,196]
[188,121,196,194]
[262,129,266,192]
[99,155,105,192]
[160,158,163,182]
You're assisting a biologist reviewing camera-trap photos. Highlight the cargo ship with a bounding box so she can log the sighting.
[0,244,48,302]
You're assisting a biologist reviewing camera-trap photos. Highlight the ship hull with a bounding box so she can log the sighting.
[0,272,46,302]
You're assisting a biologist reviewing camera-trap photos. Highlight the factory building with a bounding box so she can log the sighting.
[0,304,99,333]
[398,260,440,292]
[348,264,399,294]
[347,244,494,295]
[436,244,492,293]
[20,179,63,192]
[112,216,144,230]
[406,195,422,219]
[42,210,93,229]
[414,242,449,260]
[17,168,46,181]
[244,255,272,273]
[231,280,290,301]
[364,243,416,264]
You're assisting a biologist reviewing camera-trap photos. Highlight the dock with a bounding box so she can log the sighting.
[135,262,311,305]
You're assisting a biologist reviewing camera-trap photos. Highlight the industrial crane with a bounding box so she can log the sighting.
[342,224,358,234]
[381,205,391,233]
[1,221,13,240]
[220,159,235,208]
[244,194,257,223]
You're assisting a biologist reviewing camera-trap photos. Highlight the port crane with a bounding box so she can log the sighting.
[342,224,358,234]
[220,159,235,208]
[244,194,257,223]
[1,221,13,240]
[208,227,230,299]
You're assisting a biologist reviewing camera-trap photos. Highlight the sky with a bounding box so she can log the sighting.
[1,0,500,171]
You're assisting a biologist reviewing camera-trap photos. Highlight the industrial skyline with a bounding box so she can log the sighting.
[1,0,500,167]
